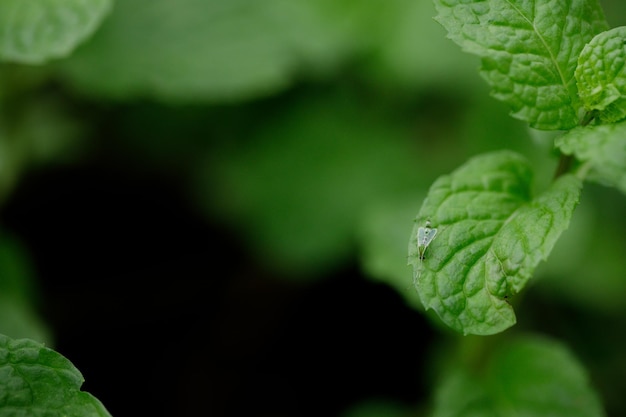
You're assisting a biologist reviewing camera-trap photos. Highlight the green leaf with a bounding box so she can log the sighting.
[433,336,605,417]
[576,26,626,122]
[409,151,581,335]
[0,0,112,64]
[556,120,626,193]
[56,0,352,102]
[433,0,608,130]
[0,334,111,416]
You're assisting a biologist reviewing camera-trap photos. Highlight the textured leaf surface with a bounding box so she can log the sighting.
[556,120,626,193]
[576,26,626,122]
[0,334,111,416]
[433,337,605,417]
[409,151,581,335]
[0,0,111,64]
[433,0,608,130]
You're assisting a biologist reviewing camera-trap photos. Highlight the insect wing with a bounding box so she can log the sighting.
[417,226,426,246]
[414,222,439,286]
[424,228,437,246]
[418,226,437,247]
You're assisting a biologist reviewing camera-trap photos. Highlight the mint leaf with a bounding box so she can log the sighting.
[0,334,111,416]
[409,151,581,335]
[433,336,605,417]
[576,26,626,122]
[0,0,112,64]
[433,0,608,130]
[556,120,626,193]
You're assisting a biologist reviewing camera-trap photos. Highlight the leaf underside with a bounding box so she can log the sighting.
[433,0,608,130]
[433,337,605,417]
[408,151,581,335]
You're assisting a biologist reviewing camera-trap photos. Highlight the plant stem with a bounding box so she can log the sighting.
[553,111,597,179]
[579,110,597,127]
[553,154,573,179]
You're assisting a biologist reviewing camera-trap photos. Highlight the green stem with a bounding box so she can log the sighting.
[553,111,597,179]
[553,154,573,179]
[579,110,597,127]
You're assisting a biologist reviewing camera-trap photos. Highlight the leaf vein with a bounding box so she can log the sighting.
[502,0,568,96]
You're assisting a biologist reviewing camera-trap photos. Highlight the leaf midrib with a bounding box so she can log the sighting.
[503,0,570,95]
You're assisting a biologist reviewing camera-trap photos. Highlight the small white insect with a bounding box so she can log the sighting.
[414,220,438,285]
[417,220,438,259]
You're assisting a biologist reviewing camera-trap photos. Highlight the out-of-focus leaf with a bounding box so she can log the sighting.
[576,27,626,123]
[433,370,495,417]
[0,95,85,204]
[536,186,626,313]
[197,92,421,276]
[0,334,111,416]
[358,198,424,310]
[410,151,581,335]
[353,0,482,92]
[56,0,486,102]
[56,0,354,102]
[433,336,605,417]
[556,120,626,194]
[0,0,112,64]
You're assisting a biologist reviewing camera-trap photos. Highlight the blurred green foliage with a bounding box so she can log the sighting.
[54,0,478,101]
[197,90,424,275]
[431,336,605,417]
[1,0,626,416]
[0,0,111,63]
[0,235,51,344]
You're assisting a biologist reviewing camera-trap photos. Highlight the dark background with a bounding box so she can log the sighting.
[3,1,626,416]
[1,157,434,417]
